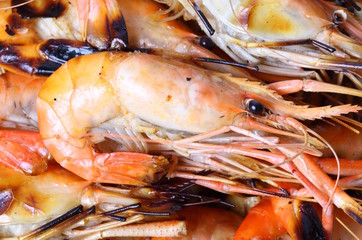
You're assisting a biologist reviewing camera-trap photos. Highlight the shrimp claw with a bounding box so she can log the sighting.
[234,197,326,239]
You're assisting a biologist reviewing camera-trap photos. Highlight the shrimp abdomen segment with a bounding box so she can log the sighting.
[112,53,244,133]
[37,96,169,185]
[39,52,120,138]
[37,52,169,185]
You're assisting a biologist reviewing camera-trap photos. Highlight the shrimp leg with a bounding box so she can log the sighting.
[268,79,362,97]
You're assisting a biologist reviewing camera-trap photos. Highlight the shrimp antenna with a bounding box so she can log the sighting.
[20,205,85,238]
[311,40,336,53]
[100,203,141,216]
[132,210,171,216]
[108,215,127,222]
[307,128,341,214]
[250,186,291,198]
[193,57,259,71]
[187,0,215,35]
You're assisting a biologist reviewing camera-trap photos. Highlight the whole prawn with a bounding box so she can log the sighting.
[35,51,362,238]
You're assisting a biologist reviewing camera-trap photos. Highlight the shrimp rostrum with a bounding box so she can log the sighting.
[35,51,362,235]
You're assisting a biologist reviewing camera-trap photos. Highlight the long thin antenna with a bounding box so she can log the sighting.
[187,0,215,35]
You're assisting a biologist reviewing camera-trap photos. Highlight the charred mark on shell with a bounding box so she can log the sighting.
[12,0,68,18]
[186,77,191,81]
[0,42,61,76]
[36,61,63,75]
[5,25,15,36]
[0,39,99,76]
[109,13,128,49]
[0,190,13,215]
[299,202,326,239]
[39,39,98,64]
[94,11,128,50]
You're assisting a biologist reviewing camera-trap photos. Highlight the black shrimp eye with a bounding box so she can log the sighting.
[247,100,264,115]
[199,36,214,50]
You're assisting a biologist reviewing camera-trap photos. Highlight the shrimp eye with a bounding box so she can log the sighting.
[199,36,214,50]
[247,100,264,115]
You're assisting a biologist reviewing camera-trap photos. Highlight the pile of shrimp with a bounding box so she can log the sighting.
[0,0,361,239]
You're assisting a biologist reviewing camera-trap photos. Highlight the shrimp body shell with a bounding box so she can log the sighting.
[112,53,244,133]
[39,52,244,136]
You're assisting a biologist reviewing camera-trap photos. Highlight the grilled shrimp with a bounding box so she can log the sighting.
[0,0,254,78]
[0,163,90,237]
[35,52,362,237]
[1,1,361,239]
[156,0,362,83]
[0,163,192,238]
